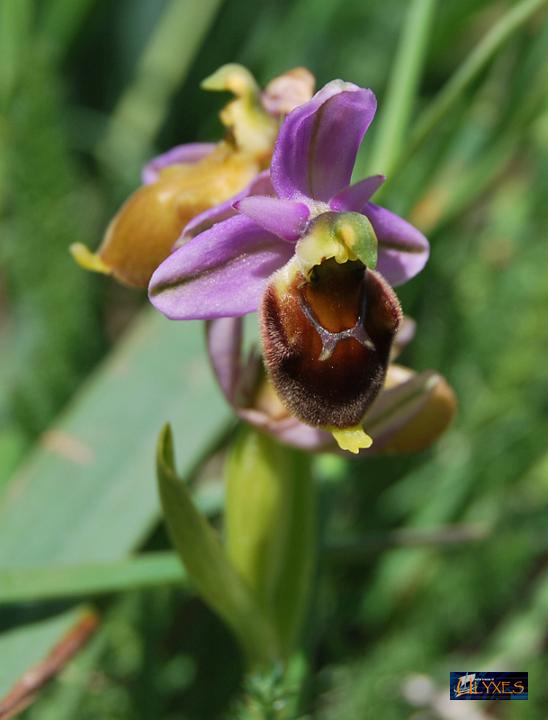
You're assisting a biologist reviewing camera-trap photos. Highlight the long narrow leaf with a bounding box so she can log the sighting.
[392,0,547,179]
[157,425,279,666]
[0,310,230,698]
[368,0,436,178]
[97,0,224,182]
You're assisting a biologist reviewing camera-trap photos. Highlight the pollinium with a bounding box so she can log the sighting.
[261,256,402,429]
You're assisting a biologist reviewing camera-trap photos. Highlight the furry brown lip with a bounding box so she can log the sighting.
[260,259,402,429]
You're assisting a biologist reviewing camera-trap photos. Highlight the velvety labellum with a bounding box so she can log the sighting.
[261,259,402,428]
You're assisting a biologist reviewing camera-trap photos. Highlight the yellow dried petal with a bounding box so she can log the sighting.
[201,65,277,161]
[78,146,259,288]
[329,426,373,454]
[201,64,259,96]
[70,243,111,275]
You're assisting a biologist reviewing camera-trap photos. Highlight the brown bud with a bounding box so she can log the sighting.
[375,365,457,452]
[261,259,402,429]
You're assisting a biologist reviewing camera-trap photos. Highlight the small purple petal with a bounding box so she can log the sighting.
[271,80,377,202]
[182,171,274,241]
[206,317,243,403]
[206,317,333,451]
[235,196,309,242]
[239,408,334,450]
[363,203,430,286]
[149,216,292,320]
[142,143,215,184]
[392,317,417,358]
[330,175,385,212]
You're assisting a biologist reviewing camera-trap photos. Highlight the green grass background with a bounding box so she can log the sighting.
[1,0,547,717]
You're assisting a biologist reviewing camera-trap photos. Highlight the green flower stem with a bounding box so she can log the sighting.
[387,0,548,187]
[157,425,279,667]
[369,0,436,178]
[226,427,316,660]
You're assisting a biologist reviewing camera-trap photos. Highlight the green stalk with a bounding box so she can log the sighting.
[391,0,548,180]
[369,0,436,178]
[226,427,316,660]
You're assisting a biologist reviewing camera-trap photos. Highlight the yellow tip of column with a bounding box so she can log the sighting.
[329,426,373,454]
[70,243,111,275]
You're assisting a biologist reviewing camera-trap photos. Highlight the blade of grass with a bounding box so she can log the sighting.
[39,0,97,63]
[0,309,231,698]
[368,0,436,178]
[0,523,495,605]
[389,0,548,184]
[97,0,224,183]
[409,28,548,233]
[0,0,31,110]
[0,553,185,604]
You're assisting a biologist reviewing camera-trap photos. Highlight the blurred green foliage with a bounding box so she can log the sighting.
[1,0,548,718]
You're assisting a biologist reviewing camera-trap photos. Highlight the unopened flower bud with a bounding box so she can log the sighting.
[373,365,457,452]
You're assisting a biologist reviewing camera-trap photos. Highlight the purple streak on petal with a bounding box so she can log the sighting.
[149,216,292,320]
[182,171,274,241]
[235,196,309,242]
[271,80,377,202]
[206,318,243,404]
[142,143,215,184]
[363,369,435,449]
[363,203,430,286]
[329,175,385,212]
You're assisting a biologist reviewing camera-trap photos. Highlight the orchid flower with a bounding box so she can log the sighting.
[149,80,432,452]
[70,65,315,287]
[207,316,455,453]
[149,80,433,453]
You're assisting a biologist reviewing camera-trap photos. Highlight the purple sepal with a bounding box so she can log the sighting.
[206,318,333,450]
[206,317,243,403]
[149,216,292,320]
[330,175,385,212]
[235,196,309,242]
[392,317,417,358]
[271,81,377,202]
[364,203,430,287]
[142,143,215,185]
[240,408,333,450]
